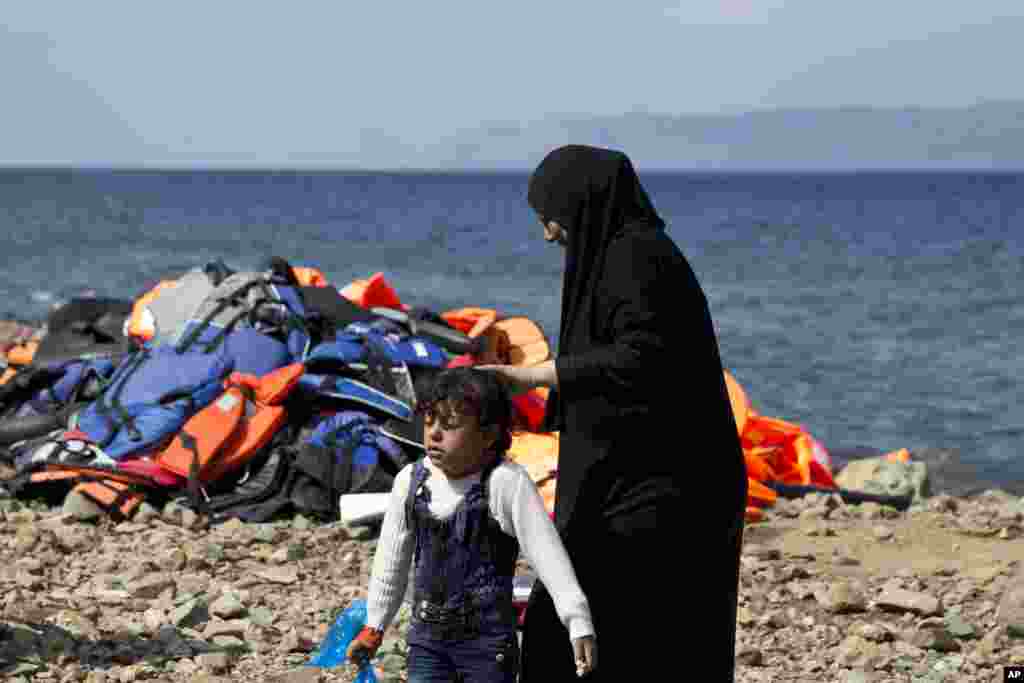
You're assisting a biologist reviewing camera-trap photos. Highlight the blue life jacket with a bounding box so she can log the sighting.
[15,358,117,419]
[306,324,447,370]
[72,339,234,460]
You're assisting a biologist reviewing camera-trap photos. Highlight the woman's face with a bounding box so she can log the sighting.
[541,217,569,247]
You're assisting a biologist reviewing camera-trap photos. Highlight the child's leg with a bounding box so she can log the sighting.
[452,633,519,683]
[406,641,458,683]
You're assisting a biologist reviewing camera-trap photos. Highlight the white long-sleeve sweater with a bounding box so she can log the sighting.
[366,457,595,642]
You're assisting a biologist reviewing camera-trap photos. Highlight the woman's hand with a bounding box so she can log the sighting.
[476,360,557,394]
[572,635,598,677]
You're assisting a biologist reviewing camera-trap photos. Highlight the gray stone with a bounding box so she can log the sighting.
[268,669,321,683]
[129,574,175,600]
[162,501,186,524]
[142,608,166,634]
[876,587,943,617]
[258,566,299,585]
[252,524,279,544]
[248,606,275,627]
[171,598,210,629]
[1001,579,1024,638]
[835,456,929,503]
[210,592,246,619]
[133,501,160,523]
[944,613,976,639]
[817,581,868,614]
[908,626,961,652]
[196,651,232,673]
[203,619,250,640]
[742,544,781,561]
[181,507,200,529]
[162,548,188,572]
[62,490,105,522]
[211,635,247,650]
[736,646,763,666]
[842,671,876,683]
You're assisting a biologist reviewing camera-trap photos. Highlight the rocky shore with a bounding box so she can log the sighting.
[1,465,1023,682]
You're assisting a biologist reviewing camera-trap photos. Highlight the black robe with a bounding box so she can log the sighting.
[520,145,747,682]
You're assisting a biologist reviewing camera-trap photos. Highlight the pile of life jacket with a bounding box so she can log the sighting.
[0,259,561,524]
[3,259,910,528]
[726,369,911,522]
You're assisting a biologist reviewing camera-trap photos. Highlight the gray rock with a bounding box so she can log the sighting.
[268,669,322,683]
[258,566,299,585]
[181,507,201,529]
[162,548,188,572]
[876,587,943,617]
[210,592,246,619]
[908,626,961,652]
[842,671,876,683]
[142,608,166,634]
[133,501,160,523]
[854,622,892,643]
[872,524,894,541]
[211,635,247,650]
[171,598,210,629]
[944,613,977,639]
[62,490,105,522]
[835,635,880,668]
[196,651,232,673]
[999,577,1024,638]
[162,501,186,524]
[835,456,929,503]
[817,581,868,614]
[249,606,275,627]
[203,619,250,640]
[6,508,38,525]
[128,574,175,600]
[204,543,226,562]
[252,524,279,544]
[736,646,763,666]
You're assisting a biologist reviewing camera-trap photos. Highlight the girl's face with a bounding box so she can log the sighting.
[423,400,499,479]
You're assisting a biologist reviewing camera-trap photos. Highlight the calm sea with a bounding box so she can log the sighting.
[1,169,1021,487]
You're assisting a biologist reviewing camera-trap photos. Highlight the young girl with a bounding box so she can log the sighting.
[347,367,597,682]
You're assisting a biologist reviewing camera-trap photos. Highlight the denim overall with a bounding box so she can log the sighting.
[404,458,521,683]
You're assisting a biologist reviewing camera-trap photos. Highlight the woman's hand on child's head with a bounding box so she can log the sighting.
[476,362,555,394]
[572,635,597,677]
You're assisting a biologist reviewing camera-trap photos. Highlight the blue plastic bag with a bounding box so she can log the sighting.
[307,599,379,682]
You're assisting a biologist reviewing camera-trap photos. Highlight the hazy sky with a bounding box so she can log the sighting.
[3,2,1023,167]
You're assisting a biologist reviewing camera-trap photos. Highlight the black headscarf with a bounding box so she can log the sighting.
[528,145,665,359]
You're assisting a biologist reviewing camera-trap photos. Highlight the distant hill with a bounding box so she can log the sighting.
[425,100,1024,171]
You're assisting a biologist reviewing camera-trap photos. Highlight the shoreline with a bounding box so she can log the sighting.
[1,484,1024,681]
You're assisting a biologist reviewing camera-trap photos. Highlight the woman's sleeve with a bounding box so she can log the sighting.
[365,465,415,631]
[500,468,595,640]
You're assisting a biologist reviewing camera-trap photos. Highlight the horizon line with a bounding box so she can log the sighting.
[3,164,1024,175]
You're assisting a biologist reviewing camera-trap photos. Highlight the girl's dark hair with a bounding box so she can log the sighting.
[414,367,514,455]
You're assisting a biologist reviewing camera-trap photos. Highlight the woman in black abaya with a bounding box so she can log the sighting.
[480,145,747,681]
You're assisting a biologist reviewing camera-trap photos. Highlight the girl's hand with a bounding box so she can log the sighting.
[572,635,597,677]
[346,626,382,670]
